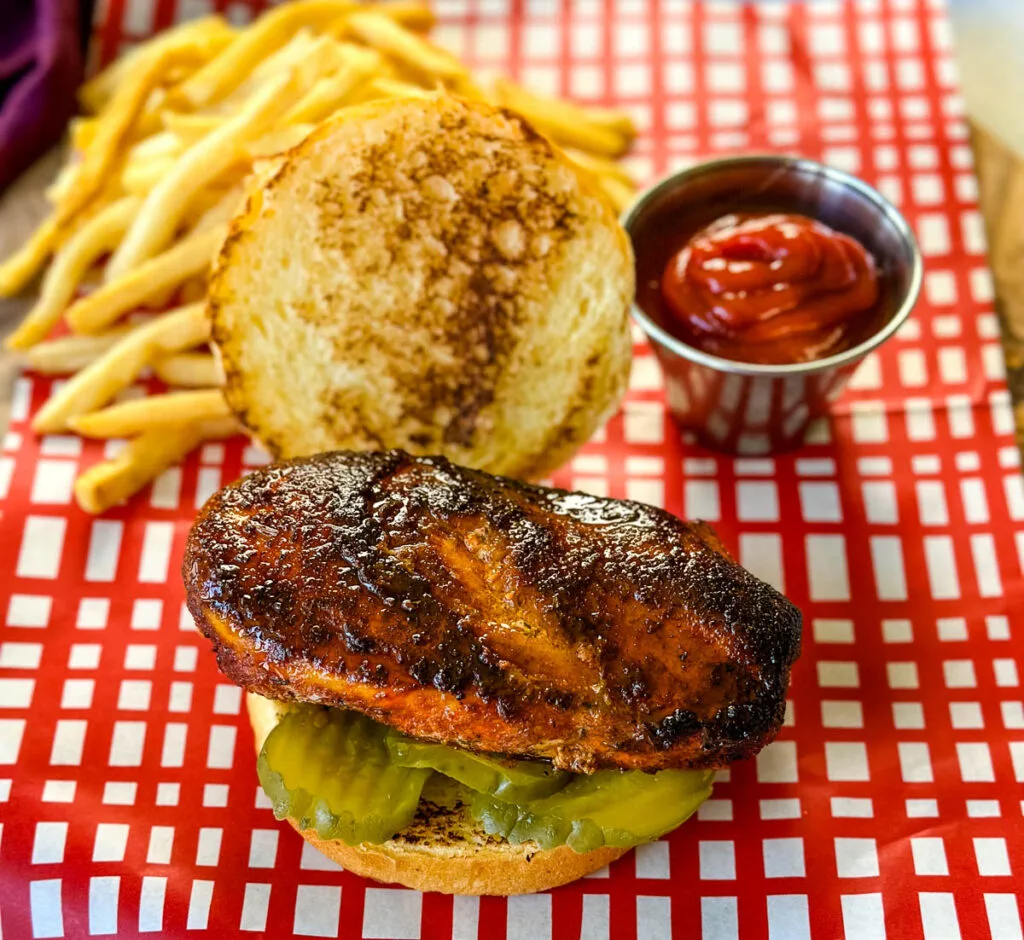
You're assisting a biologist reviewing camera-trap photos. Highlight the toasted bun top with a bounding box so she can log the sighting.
[209,94,633,478]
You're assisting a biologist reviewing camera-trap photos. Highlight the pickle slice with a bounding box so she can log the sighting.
[386,733,571,802]
[258,706,431,845]
[471,768,713,853]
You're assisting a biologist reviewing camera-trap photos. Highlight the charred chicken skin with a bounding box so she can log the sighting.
[184,451,801,773]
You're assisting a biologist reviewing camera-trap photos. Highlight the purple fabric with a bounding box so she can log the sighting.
[0,0,83,192]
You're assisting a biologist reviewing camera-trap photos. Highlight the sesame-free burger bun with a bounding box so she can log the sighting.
[209,94,634,479]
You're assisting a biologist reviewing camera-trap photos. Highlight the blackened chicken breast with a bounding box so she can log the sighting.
[184,450,801,773]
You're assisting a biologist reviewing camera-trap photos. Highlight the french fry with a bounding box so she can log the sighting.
[59,45,207,231]
[153,352,223,387]
[563,147,637,188]
[5,197,142,351]
[69,389,230,438]
[129,130,185,162]
[162,112,226,147]
[178,278,209,305]
[119,132,186,193]
[45,162,80,205]
[280,47,382,124]
[0,179,129,296]
[107,71,295,277]
[0,217,60,297]
[249,29,317,85]
[174,1,358,108]
[121,154,180,196]
[79,16,236,113]
[69,117,98,152]
[351,76,432,104]
[448,75,489,102]
[373,2,435,32]
[23,329,136,375]
[187,186,246,234]
[73,416,241,514]
[504,88,635,137]
[244,124,316,159]
[66,227,224,335]
[250,31,350,91]
[492,78,634,157]
[320,1,434,38]
[127,100,171,144]
[595,175,637,214]
[1,49,205,293]
[33,302,211,433]
[344,11,468,84]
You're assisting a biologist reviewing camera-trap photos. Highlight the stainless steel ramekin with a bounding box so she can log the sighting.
[622,155,923,455]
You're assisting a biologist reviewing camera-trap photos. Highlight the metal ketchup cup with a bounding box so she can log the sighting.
[622,155,923,455]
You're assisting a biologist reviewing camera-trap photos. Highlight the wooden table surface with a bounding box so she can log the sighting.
[972,124,1024,447]
[1,126,1023,445]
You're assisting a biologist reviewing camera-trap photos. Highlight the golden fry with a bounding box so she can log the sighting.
[33,302,210,432]
[244,124,315,159]
[187,186,245,234]
[344,12,468,83]
[0,216,60,297]
[73,416,240,514]
[246,29,318,86]
[563,147,637,187]
[162,111,226,146]
[69,117,97,152]
[595,175,637,214]
[448,75,489,102]
[69,389,230,438]
[45,163,79,205]
[153,352,223,387]
[374,2,435,31]
[121,154,180,196]
[59,45,203,230]
[178,277,209,305]
[79,16,235,113]
[107,71,295,277]
[23,329,135,375]
[293,34,355,86]
[493,78,634,157]
[245,31,348,94]
[2,47,207,293]
[127,130,186,164]
[280,47,381,124]
[5,197,141,351]
[175,1,357,108]
[353,76,432,103]
[66,226,225,335]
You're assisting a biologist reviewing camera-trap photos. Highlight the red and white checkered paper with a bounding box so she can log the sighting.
[2,0,1022,937]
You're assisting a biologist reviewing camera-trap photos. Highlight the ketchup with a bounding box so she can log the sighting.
[660,213,880,365]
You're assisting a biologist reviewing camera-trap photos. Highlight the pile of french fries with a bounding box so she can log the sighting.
[0,0,639,514]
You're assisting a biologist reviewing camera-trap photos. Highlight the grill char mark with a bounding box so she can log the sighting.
[184,450,801,772]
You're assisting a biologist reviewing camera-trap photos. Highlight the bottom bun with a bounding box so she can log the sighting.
[246,693,628,895]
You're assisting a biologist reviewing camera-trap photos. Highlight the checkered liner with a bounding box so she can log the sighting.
[1,0,1022,937]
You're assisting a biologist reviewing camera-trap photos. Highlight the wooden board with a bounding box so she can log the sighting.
[972,123,1024,449]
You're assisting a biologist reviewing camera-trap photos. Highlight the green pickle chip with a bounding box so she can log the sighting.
[471,767,714,853]
[257,706,431,845]
[386,733,571,802]
[258,704,712,853]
